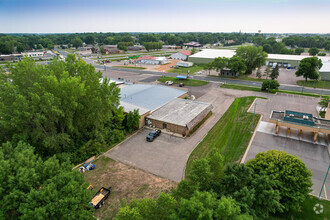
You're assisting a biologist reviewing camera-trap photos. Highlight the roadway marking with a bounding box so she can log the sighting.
[324,183,327,199]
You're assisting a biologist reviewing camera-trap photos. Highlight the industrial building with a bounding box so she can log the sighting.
[188,49,329,68]
[119,84,187,128]
[319,62,330,81]
[176,61,194,67]
[0,54,22,61]
[22,51,45,57]
[146,99,212,136]
[136,55,169,65]
[170,50,191,60]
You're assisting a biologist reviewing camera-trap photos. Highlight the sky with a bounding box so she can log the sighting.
[0,0,329,33]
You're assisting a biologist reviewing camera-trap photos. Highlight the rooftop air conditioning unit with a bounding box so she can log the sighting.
[289,114,294,117]
[303,115,309,120]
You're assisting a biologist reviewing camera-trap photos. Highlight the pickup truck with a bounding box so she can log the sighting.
[146,129,161,142]
[90,187,111,209]
[80,162,95,173]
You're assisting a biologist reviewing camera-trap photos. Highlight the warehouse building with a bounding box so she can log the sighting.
[136,55,169,65]
[146,99,212,136]
[170,50,191,60]
[188,49,329,68]
[119,84,187,128]
[319,62,330,81]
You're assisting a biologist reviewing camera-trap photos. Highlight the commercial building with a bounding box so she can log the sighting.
[146,99,212,136]
[21,51,45,57]
[188,49,329,68]
[119,84,187,128]
[184,42,202,48]
[162,45,181,50]
[136,55,169,65]
[319,62,330,81]
[170,50,191,60]
[177,61,194,67]
[0,54,22,61]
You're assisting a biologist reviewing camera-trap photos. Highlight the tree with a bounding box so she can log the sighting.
[295,48,304,55]
[262,44,273,53]
[0,55,125,162]
[261,80,280,91]
[264,66,271,79]
[295,57,323,81]
[318,97,329,110]
[124,109,140,133]
[204,62,214,75]
[84,34,95,45]
[100,46,105,54]
[228,56,247,76]
[47,43,54,50]
[71,37,83,49]
[270,64,279,80]
[0,141,93,219]
[191,48,197,54]
[221,163,282,219]
[308,47,319,56]
[115,207,143,220]
[247,150,313,212]
[16,43,25,53]
[212,57,229,74]
[256,68,262,78]
[236,46,268,75]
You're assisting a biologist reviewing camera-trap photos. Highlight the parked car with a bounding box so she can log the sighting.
[165,81,173,86]
[179,83,184,87]
[196,71,202,74]
[146,129,161,142]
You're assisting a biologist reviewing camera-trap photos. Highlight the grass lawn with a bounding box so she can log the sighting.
[84,156,177,219]
[209,74,267,83]
[221,83,330,98]
[297,80,330,90]
[167,64,205,74]
[270,195,330,220]
[158,76,208,87]
[112,66,146,70]
[185,96,260,176]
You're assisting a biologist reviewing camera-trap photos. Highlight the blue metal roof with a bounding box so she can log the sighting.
[176,75,187,80]
[120,84,186,111]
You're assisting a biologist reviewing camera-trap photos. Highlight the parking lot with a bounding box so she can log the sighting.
[245,94,330,199]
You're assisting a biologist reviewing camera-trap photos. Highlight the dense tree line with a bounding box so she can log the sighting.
[143,42,163,51]
[0,55,139,163]
[117,42,134,51]
[1,33,329,55]
[115,150,312,219]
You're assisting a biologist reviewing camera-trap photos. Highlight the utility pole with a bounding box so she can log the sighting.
[318,164,330,200]
[251,101,257,133]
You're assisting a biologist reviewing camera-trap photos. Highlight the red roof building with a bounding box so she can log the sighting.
[179,50,191,56]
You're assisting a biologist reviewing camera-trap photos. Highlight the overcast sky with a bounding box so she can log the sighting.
[1,0,329,33]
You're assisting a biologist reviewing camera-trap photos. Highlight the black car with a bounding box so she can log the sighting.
[146,129,161,142]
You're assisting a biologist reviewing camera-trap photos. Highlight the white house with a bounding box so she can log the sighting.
[136,55,169,65]
[170,50,191,60]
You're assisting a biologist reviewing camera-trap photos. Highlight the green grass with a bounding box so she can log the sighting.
[167,64,205,74]
[112,66,146,70]
[270,195,330,220]
[158,76,208,87]
[185,96,260,177]
[221,83,330,98]
[297,80,330,90]
[210,74,267,83]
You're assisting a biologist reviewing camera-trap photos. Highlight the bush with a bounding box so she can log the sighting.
[261,80,280,91]
[318,52,326,56]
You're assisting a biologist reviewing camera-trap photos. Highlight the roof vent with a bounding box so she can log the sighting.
[303,115,309,120]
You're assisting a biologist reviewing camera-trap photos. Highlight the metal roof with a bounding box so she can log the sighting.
[190,49,329,62]
[147,98,212,129]
[120,101,150,115]
[319,62,330,73]
[120,84,186,112]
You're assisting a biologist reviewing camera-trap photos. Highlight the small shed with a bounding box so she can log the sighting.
[177,61,193,67]
[319,62,330,81]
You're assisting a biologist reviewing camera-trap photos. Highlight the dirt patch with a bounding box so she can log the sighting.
[156,59,180,72]
[84,156,177,219]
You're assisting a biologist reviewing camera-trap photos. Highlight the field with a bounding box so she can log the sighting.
[297,80,330,90]
[157,76,208,87]
[84,156,176,219]
[185,96,260,176]
[112,66,146,70]
[167,64,205,74]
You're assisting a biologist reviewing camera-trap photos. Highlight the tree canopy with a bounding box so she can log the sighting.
[0,141,93,219]
[247,150,313,212]
[270,64,279,80]
[0,55,126,163]
[295,57,323,81]
[235,46,268,75]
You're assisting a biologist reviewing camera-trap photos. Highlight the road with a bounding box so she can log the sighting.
[55,50,330,96]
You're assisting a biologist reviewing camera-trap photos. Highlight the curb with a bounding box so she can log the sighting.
[240,115,263,164]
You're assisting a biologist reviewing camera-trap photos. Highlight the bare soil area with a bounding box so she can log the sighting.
[156,59,180,72]
[84,156,176,219]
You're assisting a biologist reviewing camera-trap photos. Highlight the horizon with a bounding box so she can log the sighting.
[1,0,330,34]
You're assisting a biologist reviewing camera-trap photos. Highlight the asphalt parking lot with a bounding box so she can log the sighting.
[245,94,330,199]
[106,128,187,181]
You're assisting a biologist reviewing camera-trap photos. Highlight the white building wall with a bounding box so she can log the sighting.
[170,53,187,60]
